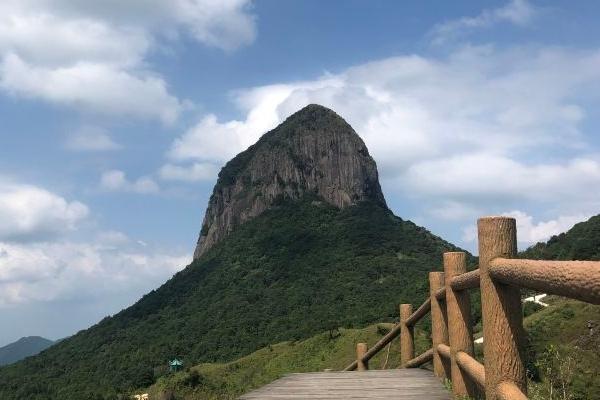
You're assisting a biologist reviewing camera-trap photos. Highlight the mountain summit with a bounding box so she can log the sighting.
[194,104,386,258]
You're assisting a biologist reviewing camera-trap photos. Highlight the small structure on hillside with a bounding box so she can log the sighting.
[169,358,183,372]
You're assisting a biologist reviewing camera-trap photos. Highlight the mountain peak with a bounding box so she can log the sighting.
[285,103,343,123]
[194,104,386,258]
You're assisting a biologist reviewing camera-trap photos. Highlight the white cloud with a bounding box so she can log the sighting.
[0,177,188,313]
[0,239,189,307]
[429,201,483,221]
[403,155,600,203]
[168,83,315,162]
[504,210,589,244]
[0,53,182,124]
[171,0,256,51]
[0,7,150,67]
[65,126,121,151]
[32,0,258,52]
[0,0,256,121]
[159,163,219,182]
[95,230,130,247]
[429,0,537,45]
[461,211,589,246]
[0,182,88,242]
[100,170,127,191]
[100,170,159,194]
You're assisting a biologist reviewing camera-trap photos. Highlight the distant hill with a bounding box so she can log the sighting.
[0,336,54,366]
[0,105,465,399]
[522,214,600,260]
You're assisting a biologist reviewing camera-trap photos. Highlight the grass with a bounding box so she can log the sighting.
[144,323,431,399]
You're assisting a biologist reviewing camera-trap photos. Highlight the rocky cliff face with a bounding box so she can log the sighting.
[193,104,386,259]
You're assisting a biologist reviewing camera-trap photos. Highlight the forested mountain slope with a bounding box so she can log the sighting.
[0,105,461,399]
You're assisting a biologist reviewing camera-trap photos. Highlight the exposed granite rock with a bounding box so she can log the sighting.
[193,104,386,259]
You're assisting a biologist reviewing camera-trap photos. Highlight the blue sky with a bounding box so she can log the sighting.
[1,0,600,346]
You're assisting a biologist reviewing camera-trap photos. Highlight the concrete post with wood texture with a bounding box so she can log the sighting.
[429,271,450,379]
[478,217,527,399]
[356,342,368,371]
[443,252,477,398]
[399,303,414,367]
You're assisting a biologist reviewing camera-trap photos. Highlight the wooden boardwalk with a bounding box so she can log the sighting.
[239,369,451,399]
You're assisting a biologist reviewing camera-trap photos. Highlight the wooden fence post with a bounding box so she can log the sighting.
[400,304,414,367]
[443,252,477,398]
[429,272,450,379]
[356,342,368,371]
[478,217,527,399]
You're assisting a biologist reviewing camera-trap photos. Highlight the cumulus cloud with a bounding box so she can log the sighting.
[170,0,257,51]
[429,0,537,45]
[504,210,589,244]
[429,201,483,221]
[159,163,219,182]
[0,177,188,316]
[65,126,121,151]
[0,237,189,307]
[167,83,320,163]
[100,170,159,194]
[403,155,600,203]
[0,182,88,242]
[0,0,256,121]
[461,211,589,246]
[0,54,183,123]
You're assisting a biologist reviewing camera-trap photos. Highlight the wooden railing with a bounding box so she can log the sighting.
[343,216,600,400]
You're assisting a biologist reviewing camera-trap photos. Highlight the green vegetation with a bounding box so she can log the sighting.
[525,297,600,400]
[521,214,600,399]
[0,197,461,399]
[522,214,600,260]
[469,214,600,400]
[0,336,55,367]
[144,323,431,399]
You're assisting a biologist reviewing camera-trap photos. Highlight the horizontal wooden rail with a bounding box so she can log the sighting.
[496,381,527,400]
[344,319,406,370]
[343,360,357,372]
[405,298,431,327]
[490,258,600,305]
[450,268,480,291]
[343,296,432,371]
[405,348,433,368]
[456,351,485,389]
[436,343,450,360]
[345,215,600,399]
[434,287,446,301]
[361,324,401,364]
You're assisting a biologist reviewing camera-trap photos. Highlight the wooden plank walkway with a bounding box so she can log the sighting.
[239,369,451,399]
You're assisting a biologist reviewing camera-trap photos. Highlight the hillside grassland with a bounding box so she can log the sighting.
[144,323,432,399]
[147,296,600,400]
[525,297,600,399]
